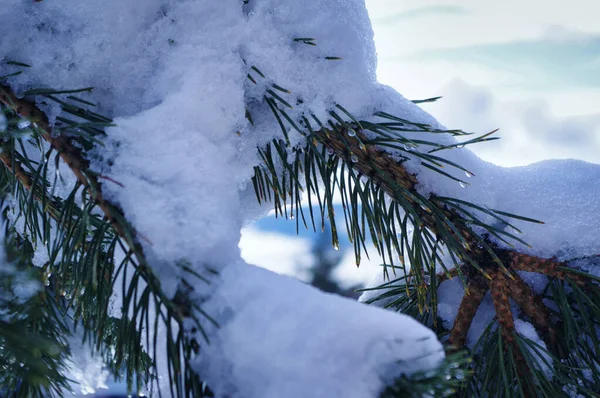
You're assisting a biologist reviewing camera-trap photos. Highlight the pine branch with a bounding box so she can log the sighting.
[247,72,600,395]
[0,229,71,397]
[0,84,214,396]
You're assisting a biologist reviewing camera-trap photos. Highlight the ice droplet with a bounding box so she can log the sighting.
[350,154,359,163]
[459,181,468,188]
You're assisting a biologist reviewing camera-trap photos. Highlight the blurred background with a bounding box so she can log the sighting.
[99,0,600,396]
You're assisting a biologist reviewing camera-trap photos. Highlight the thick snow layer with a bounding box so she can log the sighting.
[2,0,600,397]
[197,261,443,398]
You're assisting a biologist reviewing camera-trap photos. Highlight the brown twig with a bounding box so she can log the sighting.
[448,279,486,348]
[315,125,595,364]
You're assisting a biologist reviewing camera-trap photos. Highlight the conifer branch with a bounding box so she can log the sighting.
[0,84,213,396]
[0,85,127,242]
[250,82,600,395]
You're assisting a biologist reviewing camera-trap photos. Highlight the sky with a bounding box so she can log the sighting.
[241,0,600,288]
[367,0,600,167]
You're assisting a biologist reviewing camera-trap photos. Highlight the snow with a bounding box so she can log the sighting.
[2,0,600,397]
[197,261,443,398]
[66,328,110,396]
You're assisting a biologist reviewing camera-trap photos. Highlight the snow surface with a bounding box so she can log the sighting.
[1,0,600,397]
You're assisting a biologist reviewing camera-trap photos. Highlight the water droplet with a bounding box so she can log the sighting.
[44,279,50,287]
[465,171,474,178]
[456,144,465,149]
[289,213,294,220]
[459,181,468,188]
[403,144,412,151]
[333,243,340,251]
[351,154,359,163]
[19,362,24,367]
[327,147,334,155]
[347,129,356,137]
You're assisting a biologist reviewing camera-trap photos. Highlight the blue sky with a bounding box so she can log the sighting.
[242,0,600,288]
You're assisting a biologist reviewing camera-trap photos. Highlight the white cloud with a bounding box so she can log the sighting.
[366,0,600,51]
[367,0,600,122]
[425,79,600,166]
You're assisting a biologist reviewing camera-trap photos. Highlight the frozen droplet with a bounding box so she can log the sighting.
[17,120,31,129]
[350,154,358,163]
[465,171,474,178]
[347,129,356,137]
[459,181,468,188]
